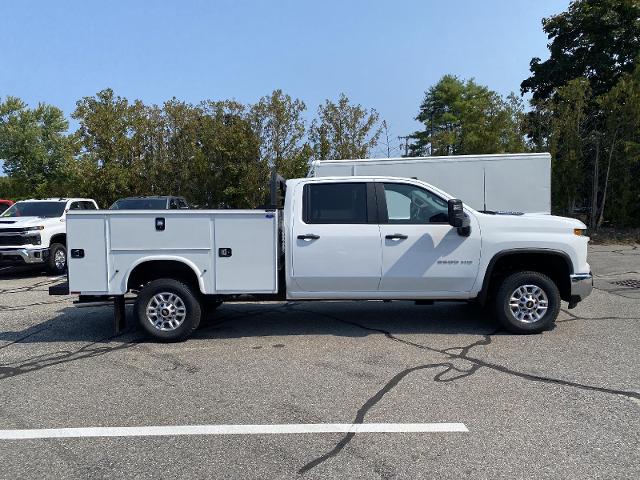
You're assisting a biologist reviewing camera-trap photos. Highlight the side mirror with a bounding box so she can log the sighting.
[448,199,471,236]
[448,199,468,227]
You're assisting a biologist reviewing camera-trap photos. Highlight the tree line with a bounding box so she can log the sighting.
[1,0,639,228]
[0,90,380,208]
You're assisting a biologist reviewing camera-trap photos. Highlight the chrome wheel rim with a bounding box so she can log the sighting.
[146,292,187,331]
[509,284,549,323]
[54,249,66,270]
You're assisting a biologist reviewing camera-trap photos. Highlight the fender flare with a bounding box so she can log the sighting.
[477,248,573,305]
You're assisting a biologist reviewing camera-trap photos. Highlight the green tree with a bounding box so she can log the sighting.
[546,78,592,215]
[251,90,310,178]
[596,64,640,226]
[521,0,640,101]
[72,89,149,205]
[0,96,75,198]
[196,101,266,208]
[409,75,527,156]
[309,93,382,160]
[0,175,21,200]
[522,0,640,227]
[72,90,268,208]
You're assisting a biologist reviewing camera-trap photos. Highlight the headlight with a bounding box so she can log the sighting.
[24,226,45,231]
[573,228,588,236]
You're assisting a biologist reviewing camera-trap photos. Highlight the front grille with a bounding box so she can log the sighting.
[0,227,27,233]
[0,234,39,246]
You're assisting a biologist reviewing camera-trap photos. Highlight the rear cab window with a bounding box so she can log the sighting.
[303,182,375,224]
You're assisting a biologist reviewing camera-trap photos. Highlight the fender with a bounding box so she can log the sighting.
[122,255,206,294]
[477,248,573,305]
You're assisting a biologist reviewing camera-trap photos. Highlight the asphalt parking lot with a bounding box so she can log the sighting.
[0,244,638,479]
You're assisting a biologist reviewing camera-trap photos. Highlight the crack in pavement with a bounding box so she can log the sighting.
[0,298,70,312]
[294,307,640,474]
[0,330,142,381]
[298,360,480,474]
[557,308,640,323]
[0,278,60,295]
[593,286,639,299]
[0,325,52,351]
[594,270,640,278]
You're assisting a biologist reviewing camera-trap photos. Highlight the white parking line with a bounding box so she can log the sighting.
[0,423,468,440]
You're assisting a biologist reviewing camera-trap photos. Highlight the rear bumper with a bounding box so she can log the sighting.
[570,272,593,302]
[0,248,49,265]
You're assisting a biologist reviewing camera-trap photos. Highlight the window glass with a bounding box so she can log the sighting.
[178,198,188,209]
[382,183,449,224]
[169,199,179,209]
[69,202,83,210]
[1,201,66,218]
[82,201,97,210]
[305,183,367,224]
[109,199,167,209]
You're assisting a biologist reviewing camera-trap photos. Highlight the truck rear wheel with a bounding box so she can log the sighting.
[47,243,67,275]
[495,271,560,334]
[135,278,202,342]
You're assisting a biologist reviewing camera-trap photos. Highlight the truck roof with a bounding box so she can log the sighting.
[16,198,95,203]
[117,196,185,199]
[310,152,551,165]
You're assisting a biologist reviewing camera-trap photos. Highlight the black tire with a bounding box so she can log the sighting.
[494,271,560,334]
[135,278,202,342]
[47,243,67,275]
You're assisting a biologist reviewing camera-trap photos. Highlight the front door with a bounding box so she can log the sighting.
[377,182,481,294]
[290,181,382,293]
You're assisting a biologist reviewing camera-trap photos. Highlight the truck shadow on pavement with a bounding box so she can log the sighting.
[0,300,501,347]
[197,301,500,340]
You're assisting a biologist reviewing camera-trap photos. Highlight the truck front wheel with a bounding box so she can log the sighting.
[135,278,202,342]
[495,271,560,334]
[47,243,67,275]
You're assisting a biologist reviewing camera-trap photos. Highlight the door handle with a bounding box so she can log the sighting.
[297,234,320,240]
[385,233,408,240]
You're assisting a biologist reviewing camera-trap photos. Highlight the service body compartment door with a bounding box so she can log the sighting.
[67,213,108,293]
[214,212,278,293]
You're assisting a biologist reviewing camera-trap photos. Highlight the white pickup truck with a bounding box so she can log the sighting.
[52,176,592,341]
[0,198,98,274]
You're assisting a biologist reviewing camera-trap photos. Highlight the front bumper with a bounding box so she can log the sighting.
[0,248,49,265]
[569,272,593,303]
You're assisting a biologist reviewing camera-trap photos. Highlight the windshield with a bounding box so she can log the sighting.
[0,201,66,218]
[109,198,168,210]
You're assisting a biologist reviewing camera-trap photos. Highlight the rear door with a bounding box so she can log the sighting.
[290,181,382,293]
[377,181,481,294]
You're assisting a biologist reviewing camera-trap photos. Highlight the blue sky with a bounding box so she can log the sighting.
[1,0,569,161]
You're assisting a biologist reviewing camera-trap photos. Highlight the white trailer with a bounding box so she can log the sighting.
[309,153,551,214]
